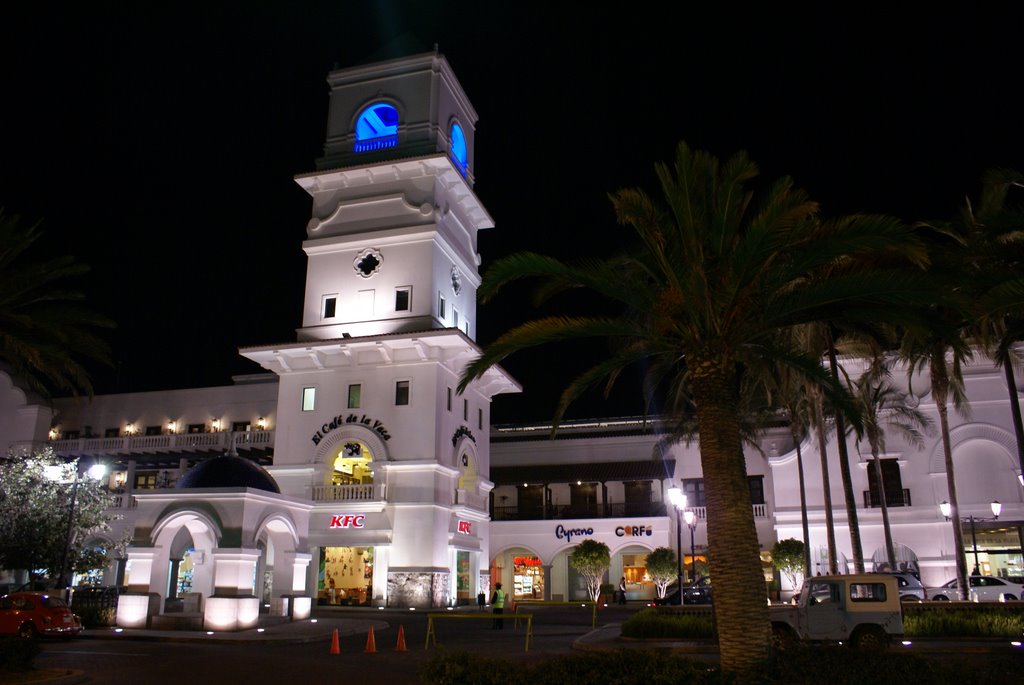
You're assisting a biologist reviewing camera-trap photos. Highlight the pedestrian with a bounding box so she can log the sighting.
[618,576,627,605]
[491,582,507,629]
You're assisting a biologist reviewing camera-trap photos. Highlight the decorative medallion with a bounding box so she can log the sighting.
[354,248,383,278]
[450,265,462,295]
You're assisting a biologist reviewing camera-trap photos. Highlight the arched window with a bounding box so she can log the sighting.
[354,102,399,152]
[450,123,467,175]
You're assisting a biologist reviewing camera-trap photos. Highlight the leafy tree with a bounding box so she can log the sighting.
[0,212,112,397]
[0,449,124,587]
[770,538,805,592]
[569,540,610,602]
[644,547,677,599]
[460,142,929,676]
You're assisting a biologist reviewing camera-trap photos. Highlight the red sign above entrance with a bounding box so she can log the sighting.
[457,520,472,534]
[514,556,542,567]
[329,514,365,529]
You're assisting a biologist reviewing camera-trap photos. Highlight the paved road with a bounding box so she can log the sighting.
[36,604,619,684]
[30,603,1024,684]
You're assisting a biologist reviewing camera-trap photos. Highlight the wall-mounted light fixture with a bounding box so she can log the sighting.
[167,420,177,434]
[49,427,60,441]
[211,419,221,432]
[125,423,135,436]
[256,417,266,430]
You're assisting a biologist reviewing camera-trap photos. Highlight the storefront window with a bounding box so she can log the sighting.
[457,551,471,602]
[965,527,1023,578]
[319,546,373,606]
[513,555,544,599]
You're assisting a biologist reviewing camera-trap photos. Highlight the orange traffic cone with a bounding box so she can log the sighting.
[364,625,377,653]
[395,624,407,652]
[330,628,340,655]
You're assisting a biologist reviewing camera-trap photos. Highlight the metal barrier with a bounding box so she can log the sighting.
[512,599,597,628]
[425,613,533,652]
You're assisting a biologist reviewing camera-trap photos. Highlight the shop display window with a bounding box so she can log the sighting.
[513,555,544,599]
[318,546,373,606]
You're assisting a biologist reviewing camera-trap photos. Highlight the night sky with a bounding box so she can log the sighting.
[2,4,1022,422]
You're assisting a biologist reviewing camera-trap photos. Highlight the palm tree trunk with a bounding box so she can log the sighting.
[691,360,769,676]
[791,423,812,577]
[932,355,970,600]
[813,390,838,574]
[827,330,865,573]
[1001,358,1024,479]
[870,436,897,570]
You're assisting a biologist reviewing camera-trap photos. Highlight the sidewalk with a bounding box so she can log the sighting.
[76,613,387,645]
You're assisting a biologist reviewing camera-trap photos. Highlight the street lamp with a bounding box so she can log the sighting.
[667,487,687,605]
[46,461,107,592]
[939,500,1001,575]
[683,509,698,582]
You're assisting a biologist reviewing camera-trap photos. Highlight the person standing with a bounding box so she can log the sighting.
[491,582,507,629]
[618,576,627,605]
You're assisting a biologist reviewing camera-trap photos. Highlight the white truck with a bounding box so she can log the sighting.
[770,574,904,651]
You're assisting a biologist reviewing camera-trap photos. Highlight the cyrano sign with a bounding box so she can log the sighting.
[329,515,365,528]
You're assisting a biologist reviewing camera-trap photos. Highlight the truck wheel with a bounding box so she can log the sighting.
[851,626,888,652]
[932,595,950,601]
[771,624,797,651]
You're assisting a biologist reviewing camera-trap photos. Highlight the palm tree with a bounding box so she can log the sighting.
[963,169,1024,479]
[808,382,840,573]
[901,307,970,593]
[460,142,928,676]
[0,212,112,397]
[847,361,932,570]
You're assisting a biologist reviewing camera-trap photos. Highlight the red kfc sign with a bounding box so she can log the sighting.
[457,520,472,534]
[329,514,365,529]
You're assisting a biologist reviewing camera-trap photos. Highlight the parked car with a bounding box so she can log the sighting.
[928,575,1024,601]
[871,572,925,601]
[652,577,713,606]
[0,592,83,638]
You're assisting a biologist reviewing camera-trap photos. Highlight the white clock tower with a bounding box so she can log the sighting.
[242,51,519,608]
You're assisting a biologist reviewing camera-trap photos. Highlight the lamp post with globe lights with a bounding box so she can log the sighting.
[46,461,108,594]
[683,509,698,582]
[939,500,1002,576]
[667,487,687,604]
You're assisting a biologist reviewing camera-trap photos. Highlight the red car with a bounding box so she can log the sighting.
[0,592,82,638]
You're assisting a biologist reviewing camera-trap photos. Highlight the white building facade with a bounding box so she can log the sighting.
[2,52,1023,625]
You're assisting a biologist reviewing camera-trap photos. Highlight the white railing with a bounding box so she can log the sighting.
[689,504,768,520]
[455,489,488,510]
[311,483,386,502]
[47,431,275,455]
[109,494,138,509]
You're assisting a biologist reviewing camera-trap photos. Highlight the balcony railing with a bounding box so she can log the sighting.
[311,483,386,502]
[862,489,912,508]
[109,494,138,509]
[47,430,274,456]
[491,502,769,522]
[492,501,668,521]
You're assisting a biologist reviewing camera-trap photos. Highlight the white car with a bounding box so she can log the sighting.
[928,575,1024,601]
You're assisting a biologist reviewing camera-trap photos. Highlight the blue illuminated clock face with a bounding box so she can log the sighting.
[450,123,467,175]
[355,103,399,152]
